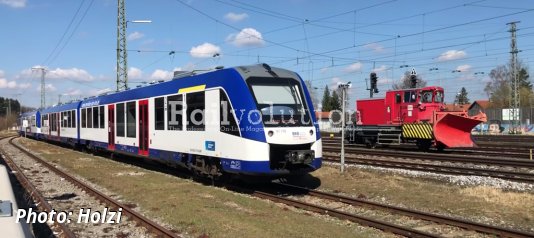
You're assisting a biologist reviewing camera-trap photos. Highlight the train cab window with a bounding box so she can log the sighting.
[99,106,105,129]
[220,90,240,136]
[87,108,93,128]
[186,92,205,131]
[82,108,87,128]
[71,110,76,128]
[403,91,416,103]
[155,97,165,130]
[435,91,444,103]
[395,93,401,103]
[126,101,136,138]
[93,106,99,129]
[116,103,125,137]
[421,91,433,103]
[167,95,183,131]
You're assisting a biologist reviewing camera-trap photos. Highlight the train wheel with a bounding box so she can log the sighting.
[436,143,446,152]
[416,140,432,151]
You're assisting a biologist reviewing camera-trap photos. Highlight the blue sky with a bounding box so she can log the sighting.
[1,0,533,109]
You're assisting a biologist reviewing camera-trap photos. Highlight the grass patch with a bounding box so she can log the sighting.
[18,138,391,238]
[310,165,534,232]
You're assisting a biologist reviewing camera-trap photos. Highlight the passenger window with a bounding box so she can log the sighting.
[167,95,183,131]
[82,108,87,128]
[155,97,165,130]
[116,103,125,137]
[395,93,401,103]
[187,92,205,131]
[60,112,64,128]
[99,106,105,129]
[126,101,136,138]
[87,108,93,128]
[220,90,240,136]
[67,111,72,128]
[93,106,99,129]
[71,110,76,128]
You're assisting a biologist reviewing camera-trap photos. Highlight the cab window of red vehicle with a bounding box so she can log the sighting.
[421,91,432,103]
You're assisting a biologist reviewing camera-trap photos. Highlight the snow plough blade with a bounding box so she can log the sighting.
[433,113,485,148]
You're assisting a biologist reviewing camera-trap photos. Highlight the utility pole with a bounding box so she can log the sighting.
[338,82,351,173]
[117,0,128,91]
[32,67,47,109]
[508,21,520,134]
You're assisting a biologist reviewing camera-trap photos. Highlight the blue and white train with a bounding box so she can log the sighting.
[19,64,322,179]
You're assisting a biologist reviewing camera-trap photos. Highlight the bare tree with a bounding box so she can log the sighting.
[392,71,427,89]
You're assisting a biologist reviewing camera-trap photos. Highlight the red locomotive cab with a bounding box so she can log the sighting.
[384,86,445,124]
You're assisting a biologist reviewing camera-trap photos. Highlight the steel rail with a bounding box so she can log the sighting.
[322,155,534,183]
[323,146,534,169]
[274,183,534,238]
[8,137,180,238]
[0,136,76,238]
[249,189,439,238]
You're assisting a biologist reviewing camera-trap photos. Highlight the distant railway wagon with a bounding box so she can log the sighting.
[18,64,322,179]
[346,85,486,150]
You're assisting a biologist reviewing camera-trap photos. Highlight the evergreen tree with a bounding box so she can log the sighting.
[321,85,332,111]
[330,90,341,110]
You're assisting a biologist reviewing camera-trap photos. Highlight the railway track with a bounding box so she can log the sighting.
[323,145,534,169]
[268,183,534,238]
[0,136,180,238]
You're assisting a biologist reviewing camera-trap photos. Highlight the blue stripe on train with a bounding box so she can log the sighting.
[85,140,321,175]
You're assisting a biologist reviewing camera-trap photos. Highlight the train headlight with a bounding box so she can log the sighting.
[268,130,274,137]
[309,129,314,136]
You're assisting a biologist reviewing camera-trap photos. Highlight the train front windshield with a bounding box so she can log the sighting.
[247,77,312,127]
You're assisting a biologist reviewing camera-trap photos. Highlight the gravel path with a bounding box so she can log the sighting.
[0,137,152,237]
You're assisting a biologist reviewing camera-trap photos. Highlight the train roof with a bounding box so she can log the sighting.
[20,64,302,115]
[41,101,82,113]
[387,86,444,92]
[78,64,300,108]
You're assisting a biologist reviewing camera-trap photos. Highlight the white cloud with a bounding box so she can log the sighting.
[456,64,472,72]
[127,31,145,41]
[364,43,384,52]
[63,89,82,96]
[150,69,174,80]
[0,0,26,8]
[372,65,388,73]
[437,50,466,61]
[47,67,94,81]
[18,83,31,89]
[20,66,95,82]
[90,88,113,96]
[224,12,249,22]
[128,67,143,80]
[0,78,17,89]
[37,84,56,92]
[227,28,264,47]
[0,70,26,89]
[319,67,331,74]
[344,62,363,73]
[190,43,221,58]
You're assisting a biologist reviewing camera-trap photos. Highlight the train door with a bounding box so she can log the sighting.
[57,112,60,138]
[108,104,115,150]
[138,100,149,156]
